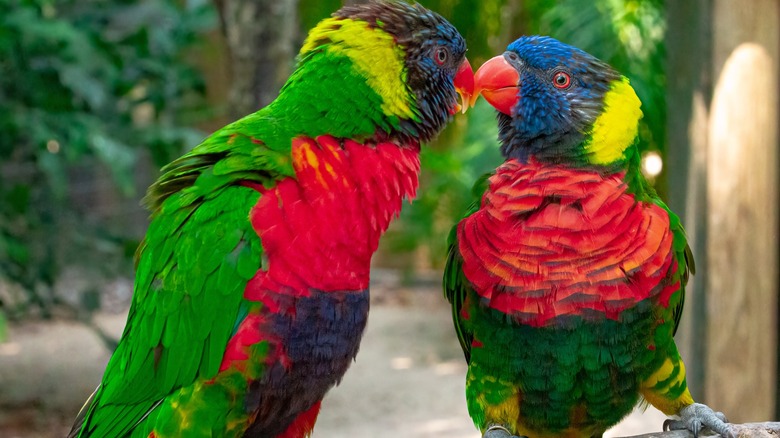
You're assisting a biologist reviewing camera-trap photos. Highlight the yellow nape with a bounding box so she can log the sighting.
[584,77,642,165]
[300,17,416,121]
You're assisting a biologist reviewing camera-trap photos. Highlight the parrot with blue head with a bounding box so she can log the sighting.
[444,35,731,438]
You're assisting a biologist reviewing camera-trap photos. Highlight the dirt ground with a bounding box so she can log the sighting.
[0,269,666,438]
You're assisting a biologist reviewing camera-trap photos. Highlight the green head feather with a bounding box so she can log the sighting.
[144,1,468,213]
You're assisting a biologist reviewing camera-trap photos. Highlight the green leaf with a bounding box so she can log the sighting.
[5,185,30,215]
[90,133,137,196]
[59,64,109,110]
[0,311,6,342]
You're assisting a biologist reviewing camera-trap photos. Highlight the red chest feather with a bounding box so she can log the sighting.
[244,135,419,303]
[458,159,678,326]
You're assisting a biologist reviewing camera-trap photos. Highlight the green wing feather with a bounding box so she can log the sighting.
[625,154,693,337]
[444,237,472,362]
[443,173,492,363]
[71,117,294,438]
[656,199,694,336]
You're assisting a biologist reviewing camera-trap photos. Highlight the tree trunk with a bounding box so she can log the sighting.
[216,0,299,120]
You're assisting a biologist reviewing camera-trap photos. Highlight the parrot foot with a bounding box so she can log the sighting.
[663,403,733,438]
[483,425,525,438]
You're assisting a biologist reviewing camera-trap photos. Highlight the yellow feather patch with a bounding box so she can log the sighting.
[480,390,521,433]
[300,17,416,120]
[643,387,694,416]
[641,358,694,415]
[643,357,676,388]
[292,139,329,189]
[584,77,642,165]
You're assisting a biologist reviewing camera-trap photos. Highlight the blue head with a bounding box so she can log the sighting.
[474,36,642,167]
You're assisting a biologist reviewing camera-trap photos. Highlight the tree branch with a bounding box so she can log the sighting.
[623,422,780,438]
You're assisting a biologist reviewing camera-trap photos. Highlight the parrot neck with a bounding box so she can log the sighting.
[499,77,643,173]
[298,16,418,123]
[267,18,422,144]
[581,78,642,166]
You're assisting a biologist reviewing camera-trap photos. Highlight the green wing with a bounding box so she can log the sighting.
[660,201,695,336]
[72,121,294,437]
[443,173,492,363]
[443,234,473,362]
[627,159,693,337]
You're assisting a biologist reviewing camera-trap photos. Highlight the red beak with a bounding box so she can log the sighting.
[474,55,520,115]
[453,58,475,114]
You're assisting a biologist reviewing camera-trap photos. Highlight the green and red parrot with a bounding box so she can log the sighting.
[68,2,474,437]
[444,36,731,438]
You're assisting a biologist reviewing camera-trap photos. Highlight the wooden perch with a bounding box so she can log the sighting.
[624,422,780,438]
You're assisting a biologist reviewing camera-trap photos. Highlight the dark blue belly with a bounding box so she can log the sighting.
[243,289,369,437]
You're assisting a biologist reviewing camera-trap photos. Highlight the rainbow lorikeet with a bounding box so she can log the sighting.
[444,36,731,438]
[68,2,474,437]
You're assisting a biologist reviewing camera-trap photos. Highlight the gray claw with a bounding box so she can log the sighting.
[483,425,524,438]
[665,403,733,438]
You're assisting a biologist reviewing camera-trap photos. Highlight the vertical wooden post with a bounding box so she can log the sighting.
[665,0,712,402]
[705,0,779,422]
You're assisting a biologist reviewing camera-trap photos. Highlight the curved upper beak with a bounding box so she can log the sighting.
[474,55,521,115]
[453,58,475,114]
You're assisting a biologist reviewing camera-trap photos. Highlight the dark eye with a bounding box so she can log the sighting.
[435,47,449,65]
[553,71,571,89]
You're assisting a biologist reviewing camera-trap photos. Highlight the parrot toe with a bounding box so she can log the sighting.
[483,425,525,438]
[663,403,733,438]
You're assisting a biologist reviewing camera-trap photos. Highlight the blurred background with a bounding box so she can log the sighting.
[0,0,777,436]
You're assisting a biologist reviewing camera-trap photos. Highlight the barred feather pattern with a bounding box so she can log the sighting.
[458,158,678,327]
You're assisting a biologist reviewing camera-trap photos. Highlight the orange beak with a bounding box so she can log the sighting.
[453,58,475,114]
[474,55,520,115]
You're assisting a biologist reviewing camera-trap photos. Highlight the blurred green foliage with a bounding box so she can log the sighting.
[383,100,502,263]
[0,0,216,319]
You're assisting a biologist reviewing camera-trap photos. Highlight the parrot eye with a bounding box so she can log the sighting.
[553,71,571,89]
[435,47,449,66]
